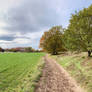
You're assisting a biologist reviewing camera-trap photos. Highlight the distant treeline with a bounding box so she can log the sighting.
[0,47,43,53]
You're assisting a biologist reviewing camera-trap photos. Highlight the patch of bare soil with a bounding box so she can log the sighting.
[35,55,85,92]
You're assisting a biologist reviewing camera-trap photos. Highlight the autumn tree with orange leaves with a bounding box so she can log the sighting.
[39,26,65,55]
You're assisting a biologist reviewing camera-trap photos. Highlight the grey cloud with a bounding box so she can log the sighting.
[3,0,61,33]
[0,36,15,41]
[0,33,31,41]
[0,0,62,48]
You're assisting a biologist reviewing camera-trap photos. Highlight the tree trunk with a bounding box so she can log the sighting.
[88,50,91,57]
[52,51,58,55]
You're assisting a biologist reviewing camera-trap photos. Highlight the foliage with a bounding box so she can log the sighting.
[64,5,92,56]
[0,47,3,52]
[40,26,65,55]
[25,47,35,52]
[0,47,4,52]
[4,47,35,52]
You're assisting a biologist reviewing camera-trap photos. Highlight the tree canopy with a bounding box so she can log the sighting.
[64,5,92,56]
[40,26,65,55]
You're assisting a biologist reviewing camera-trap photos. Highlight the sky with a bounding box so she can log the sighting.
[0,0,92,49]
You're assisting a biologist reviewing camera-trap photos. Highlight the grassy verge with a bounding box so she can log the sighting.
[30,57,45,92]
[51,53,92,92]
[0,53,45,92]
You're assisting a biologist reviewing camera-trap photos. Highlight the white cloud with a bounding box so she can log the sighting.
[13,38,31,44]
[0,29,11,36]
[0,40,11,43]
[0,0,23,12]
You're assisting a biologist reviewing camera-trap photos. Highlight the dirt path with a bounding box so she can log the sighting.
[35,55,85,92]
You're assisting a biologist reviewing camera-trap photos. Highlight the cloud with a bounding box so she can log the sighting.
[13,38,31,44]
[2,0,62,34]
[0,30,43,48]
[0,0,63,48]
[0,0,92,48]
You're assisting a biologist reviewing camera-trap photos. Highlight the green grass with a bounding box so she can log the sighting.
[0,52,45,92]
[51,53,92,92]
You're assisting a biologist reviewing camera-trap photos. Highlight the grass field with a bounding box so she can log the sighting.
[0,52,45,92]
[51,53,92,92]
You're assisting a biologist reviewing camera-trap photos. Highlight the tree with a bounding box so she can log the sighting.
[39,26,65,55]
[0,47,2,52]
[25,47,35,52]
[0,47,4,52]
[64,5,92,56]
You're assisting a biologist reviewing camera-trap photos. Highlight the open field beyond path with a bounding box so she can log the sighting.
[35,55,85,92]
